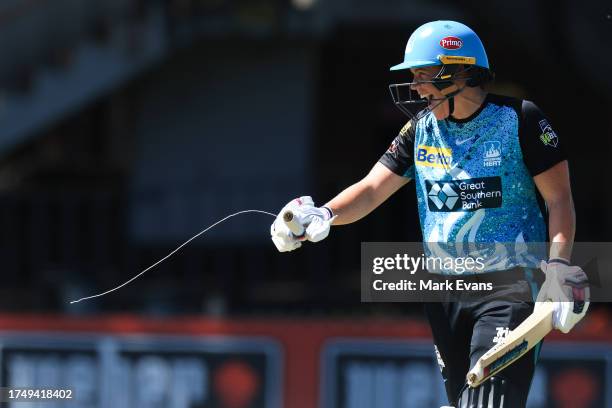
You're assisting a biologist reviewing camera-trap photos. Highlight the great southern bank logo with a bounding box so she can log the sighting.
[428,182,459,210]
[426,177,503,212]
[416,145,453,169]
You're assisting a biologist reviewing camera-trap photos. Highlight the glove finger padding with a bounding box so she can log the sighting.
[270,218,302,252]
[286,198,333,243]
[558,268,590,333]
[536,261,551,303]
[271,234,302,252]
[538,260,590,333]
[563,267,589,314]
[285,196,315,213]
[305,216,334,243]
[554,300,590,333]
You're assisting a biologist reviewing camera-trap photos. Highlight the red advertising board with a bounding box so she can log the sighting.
[0,313,609,407]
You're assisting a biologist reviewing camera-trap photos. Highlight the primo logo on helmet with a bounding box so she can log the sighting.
[440,36,463,50]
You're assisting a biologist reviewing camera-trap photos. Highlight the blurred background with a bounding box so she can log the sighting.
[0,0,610,407]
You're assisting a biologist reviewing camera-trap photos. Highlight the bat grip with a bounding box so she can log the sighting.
[283,210,305,237]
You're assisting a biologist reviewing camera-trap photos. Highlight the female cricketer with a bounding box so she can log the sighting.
[270,20,589,408]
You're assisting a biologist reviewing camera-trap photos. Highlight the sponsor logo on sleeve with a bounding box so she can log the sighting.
[386,138,400,158]
[425,177,502,212]
[399,121,412,137]
[439,36,463,50]
[538,119,558,148]
[483,141,501,167]
[416,145,453,169]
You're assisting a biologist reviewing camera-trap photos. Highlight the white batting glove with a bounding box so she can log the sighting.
[270,196,334,252]
[536,258,590,333]
[270,219,303,252]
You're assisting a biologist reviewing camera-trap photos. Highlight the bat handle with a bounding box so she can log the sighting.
[283,210,305,237]
[466,370,480,387]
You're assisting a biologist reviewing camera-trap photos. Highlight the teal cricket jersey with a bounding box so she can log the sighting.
[379,94,566,274]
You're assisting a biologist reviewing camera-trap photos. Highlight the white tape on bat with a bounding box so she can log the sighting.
[282,210,305,237]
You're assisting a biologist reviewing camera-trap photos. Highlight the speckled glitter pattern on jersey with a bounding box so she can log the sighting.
[413,101,546,274]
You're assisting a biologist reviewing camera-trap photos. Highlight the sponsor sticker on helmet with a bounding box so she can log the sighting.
[439,36,463,50]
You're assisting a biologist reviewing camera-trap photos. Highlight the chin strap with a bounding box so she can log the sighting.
[431,63,470,118]
[437,83,461,117]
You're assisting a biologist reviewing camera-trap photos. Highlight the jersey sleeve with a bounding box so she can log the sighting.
[519,100,567,176]
[378,120,416,179]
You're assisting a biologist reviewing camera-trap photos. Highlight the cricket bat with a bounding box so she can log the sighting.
[282,210,305,237]
[466,301,554,387]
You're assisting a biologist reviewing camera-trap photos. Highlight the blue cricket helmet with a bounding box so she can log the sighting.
[390,20,489,71]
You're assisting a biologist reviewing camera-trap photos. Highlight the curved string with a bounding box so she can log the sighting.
[69,209,276,304]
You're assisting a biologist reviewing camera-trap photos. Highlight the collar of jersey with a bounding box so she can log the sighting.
[445,92,490,124]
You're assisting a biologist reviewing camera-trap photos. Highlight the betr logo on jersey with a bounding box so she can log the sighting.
[416,145,453,169]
